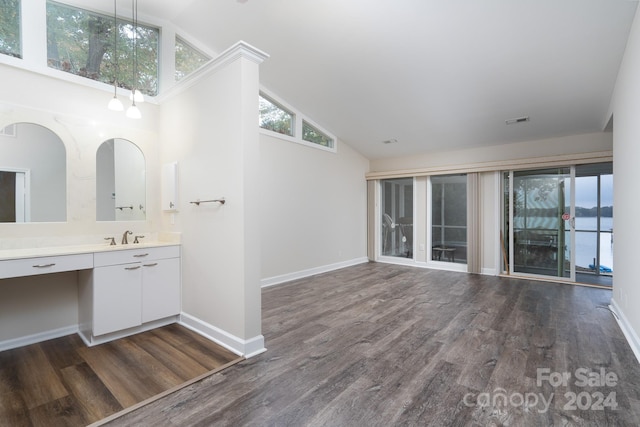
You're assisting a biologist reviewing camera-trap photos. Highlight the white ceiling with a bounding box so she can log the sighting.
[123,1,638,159]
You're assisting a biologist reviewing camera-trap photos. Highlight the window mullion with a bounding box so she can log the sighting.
[22,0,47,68]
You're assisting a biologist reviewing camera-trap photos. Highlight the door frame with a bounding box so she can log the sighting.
[0,167,30,222]
[505,167,576,282]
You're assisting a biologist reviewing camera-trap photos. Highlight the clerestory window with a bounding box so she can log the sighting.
[175,36,210,81]
[259,93,295,137]
[0,0,21,58]
[302,120,334,149]
[46,1,159,96]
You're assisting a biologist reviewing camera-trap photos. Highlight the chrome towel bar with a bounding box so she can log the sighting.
[190,198,226,206]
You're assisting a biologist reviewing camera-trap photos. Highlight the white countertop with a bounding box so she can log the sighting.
[0,241,180,261]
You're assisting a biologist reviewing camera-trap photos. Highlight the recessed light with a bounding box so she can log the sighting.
[382,138,398,144]
[505,116,530,125]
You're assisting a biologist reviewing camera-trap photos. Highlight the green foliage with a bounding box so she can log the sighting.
[0,0,21,57]
[259,96,293,136]
[175,36,210,81]
[46,1,158,96]
[302,121,333,148]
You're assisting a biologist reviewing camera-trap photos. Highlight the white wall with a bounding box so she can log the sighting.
[370,132,612,173]
[259,132,370,283]
[609,10,640,359]
[158,44,266,355]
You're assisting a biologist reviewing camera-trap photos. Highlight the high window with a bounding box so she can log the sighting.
[302,120,334,149]
[431,174,467,264]
[259,94,295,137]
[175,36,210,81]
[0,0,21,58]
[46,1,159,96]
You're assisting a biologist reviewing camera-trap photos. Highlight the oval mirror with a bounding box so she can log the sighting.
[96,138,146,221]
[0,123,67,223]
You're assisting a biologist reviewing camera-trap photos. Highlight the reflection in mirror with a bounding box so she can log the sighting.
[0,123,67,223]
[96,139,146,221]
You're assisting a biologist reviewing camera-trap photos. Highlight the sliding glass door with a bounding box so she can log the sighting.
[508,168,572,278]
[504,163,613,285]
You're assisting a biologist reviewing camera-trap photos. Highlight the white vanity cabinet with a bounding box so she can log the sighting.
[92,262,143,336]
[79,245,181,345]
[142,256,181,323]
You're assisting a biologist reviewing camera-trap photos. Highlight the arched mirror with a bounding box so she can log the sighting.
[96,138,146,221]
[0,123,67,222]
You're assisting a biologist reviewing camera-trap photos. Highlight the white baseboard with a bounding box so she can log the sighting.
[0,325,78,352]
[179,312,266,358]
[609,298,640,365]
[482,267,498,276]
[261,257,369,288]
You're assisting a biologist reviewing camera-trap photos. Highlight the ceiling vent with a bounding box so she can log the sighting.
[382,138,398,144]
[505,116,530,125]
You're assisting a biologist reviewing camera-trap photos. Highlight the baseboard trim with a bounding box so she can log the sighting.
[0,325,78,352]
[179,312,266,358]
[261,257,369,288]
[481,267,498,276]
[610,299,640,365]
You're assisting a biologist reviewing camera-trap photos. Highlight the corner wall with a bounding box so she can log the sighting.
[158,44,267,357]
[259,132,370,286]
[609,9,640,362]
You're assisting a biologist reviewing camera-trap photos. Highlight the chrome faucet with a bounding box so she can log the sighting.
[121,230,132,244]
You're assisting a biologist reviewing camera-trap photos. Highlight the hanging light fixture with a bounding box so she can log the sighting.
[126,0,142,119]
[130,89,144,103]
[107,0,123,111]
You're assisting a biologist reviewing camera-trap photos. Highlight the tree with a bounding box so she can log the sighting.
[0,0,21,57]
[46,2,159,96]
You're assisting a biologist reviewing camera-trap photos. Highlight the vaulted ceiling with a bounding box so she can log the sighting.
[98,0,638,159]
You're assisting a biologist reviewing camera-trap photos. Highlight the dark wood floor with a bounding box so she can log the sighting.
[0,324,241,426]
[102,262,640,426]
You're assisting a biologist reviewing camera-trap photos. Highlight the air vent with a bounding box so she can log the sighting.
[505,116,530,125]
[382,138,398,144]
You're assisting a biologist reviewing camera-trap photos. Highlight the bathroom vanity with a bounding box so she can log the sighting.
[0,242,181,347]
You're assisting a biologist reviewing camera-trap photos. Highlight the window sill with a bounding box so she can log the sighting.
[259,127,337,153]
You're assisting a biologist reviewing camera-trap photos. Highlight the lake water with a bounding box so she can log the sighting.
[571,216,613,271]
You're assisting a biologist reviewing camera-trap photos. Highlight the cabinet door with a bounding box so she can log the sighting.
[142,258,181,323]
[93,264,142,336]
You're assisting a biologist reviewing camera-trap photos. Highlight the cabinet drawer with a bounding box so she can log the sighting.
[0,253,94,279]
[94,245,180,267]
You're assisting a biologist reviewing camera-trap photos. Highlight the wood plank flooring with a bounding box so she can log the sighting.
[0,324,241,426]
[103,263,640,426]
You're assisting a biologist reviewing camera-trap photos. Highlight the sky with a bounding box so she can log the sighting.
[574,175,613,208]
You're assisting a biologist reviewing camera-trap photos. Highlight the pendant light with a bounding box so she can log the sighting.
[107,0,123,111]
[126,0,142,119]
